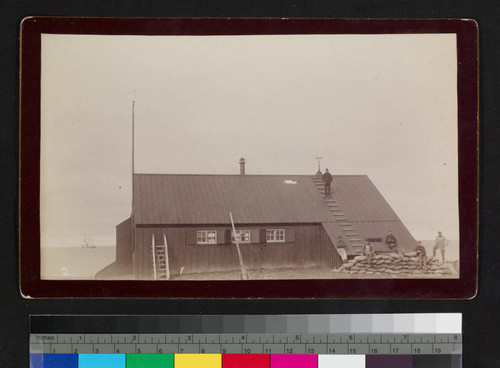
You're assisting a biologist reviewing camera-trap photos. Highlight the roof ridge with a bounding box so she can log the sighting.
[134,173,369,177]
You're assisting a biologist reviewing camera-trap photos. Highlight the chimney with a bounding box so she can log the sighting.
[239,157,246,175]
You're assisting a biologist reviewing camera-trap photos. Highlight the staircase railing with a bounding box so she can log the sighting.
[151,234,157,280]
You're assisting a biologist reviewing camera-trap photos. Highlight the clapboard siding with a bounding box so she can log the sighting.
[133,225,331,278]
[116,218,133,265]
[320,225,343,269]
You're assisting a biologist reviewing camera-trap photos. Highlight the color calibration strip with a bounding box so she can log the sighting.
[30,314,462,368]
[30,353,462,368]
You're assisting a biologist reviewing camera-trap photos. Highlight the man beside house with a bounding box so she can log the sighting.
[385,230,398,253]
[416,241,428,270]
[322,168,333,196]
[336,236,347,261]
[433,231,449,263]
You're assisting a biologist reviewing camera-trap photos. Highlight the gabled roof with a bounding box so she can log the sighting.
[133,174,334,225]
[132,173,410,227]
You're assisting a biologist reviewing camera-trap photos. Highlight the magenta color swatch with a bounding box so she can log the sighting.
[271,354,318,368]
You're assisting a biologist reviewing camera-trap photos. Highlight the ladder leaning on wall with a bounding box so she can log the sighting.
[151,234,170,280]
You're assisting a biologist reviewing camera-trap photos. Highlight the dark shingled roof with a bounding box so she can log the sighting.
[133,174,333,225]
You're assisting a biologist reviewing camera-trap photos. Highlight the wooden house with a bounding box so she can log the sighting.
[96,163,417,279]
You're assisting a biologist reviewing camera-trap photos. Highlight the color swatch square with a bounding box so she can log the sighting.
[78,353,126,368]
[413,355,453,368]
[223,354,270,368]
[174,354,222,368]
[366,355,413,368]
[318,354,365,368]
[271,354,318,368]
[30,354,78,368]
[126,354,174,368]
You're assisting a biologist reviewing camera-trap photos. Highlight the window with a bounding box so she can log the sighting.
[231,230,251,244]
[266,229,285,243]
[196,230,217,244]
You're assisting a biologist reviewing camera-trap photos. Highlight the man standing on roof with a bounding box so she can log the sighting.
[433,231,449,263]
[385,230,398,253]
[322,168,333,196]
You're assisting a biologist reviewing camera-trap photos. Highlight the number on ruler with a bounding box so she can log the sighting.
[307,348,315,354]
[244,348,251,353]
[349,348,357,354]
[414,348,421,354]
[286,348,293,354]
[434,348,442,353]
[392,347,399,353]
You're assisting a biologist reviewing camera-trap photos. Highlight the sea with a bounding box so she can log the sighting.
[41,246,116,280]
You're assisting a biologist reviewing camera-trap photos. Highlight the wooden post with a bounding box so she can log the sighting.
[229,212,248,280]
[163,233,170,280]
[151,234,157,280]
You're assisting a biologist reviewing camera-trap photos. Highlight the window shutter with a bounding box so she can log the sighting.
[260,229,267,243]
[217,229,226,244]
[250,229,260,243]
[186,229,197,245]
[285,229,296,242]
[225,229,232,244]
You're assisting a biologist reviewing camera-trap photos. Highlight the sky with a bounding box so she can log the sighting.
[40,33,459,247]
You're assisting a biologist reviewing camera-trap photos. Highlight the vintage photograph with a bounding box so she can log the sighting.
[39,33,459,281]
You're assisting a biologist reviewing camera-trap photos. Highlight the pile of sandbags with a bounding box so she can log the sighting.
[333,251,458,276]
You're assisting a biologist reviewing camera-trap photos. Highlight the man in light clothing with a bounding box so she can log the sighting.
[433,231,449,263]
[336,236,348,261]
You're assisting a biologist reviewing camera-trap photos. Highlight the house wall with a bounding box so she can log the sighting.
[320,225,344,269]
[116,217,133,265]
[133,224,337,279]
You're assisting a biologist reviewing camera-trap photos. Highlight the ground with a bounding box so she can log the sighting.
[173,263,459,280]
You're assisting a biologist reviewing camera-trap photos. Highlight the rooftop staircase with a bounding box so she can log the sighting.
[311,176,364,255]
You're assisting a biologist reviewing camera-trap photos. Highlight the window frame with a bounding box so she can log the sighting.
[231,229,251,244]
[266,229,286,243]
[196,230,218,245]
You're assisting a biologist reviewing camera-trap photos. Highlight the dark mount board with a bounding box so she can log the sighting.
[19,17,478,299]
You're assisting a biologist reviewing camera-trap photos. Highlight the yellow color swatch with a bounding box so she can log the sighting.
[174,354,222,368]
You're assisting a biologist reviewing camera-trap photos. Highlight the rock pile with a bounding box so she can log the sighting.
[333,251,458,277]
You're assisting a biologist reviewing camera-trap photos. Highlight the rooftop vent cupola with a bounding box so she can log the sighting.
[239,157,246,175]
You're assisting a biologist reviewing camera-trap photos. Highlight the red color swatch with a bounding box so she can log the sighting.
[223,354,270,368]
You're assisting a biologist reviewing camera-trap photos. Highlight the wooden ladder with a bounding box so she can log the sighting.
[151,234,170,280]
